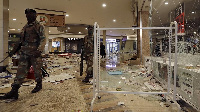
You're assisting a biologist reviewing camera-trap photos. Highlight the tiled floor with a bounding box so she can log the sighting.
[78,54,182,112]
[0,54,193,112]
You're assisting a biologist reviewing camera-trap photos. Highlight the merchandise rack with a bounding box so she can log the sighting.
[91,22,178,111]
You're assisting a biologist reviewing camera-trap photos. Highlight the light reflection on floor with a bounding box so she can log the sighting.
[101,53,166,92]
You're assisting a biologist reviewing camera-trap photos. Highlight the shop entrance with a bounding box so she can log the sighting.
[106,39,120,56]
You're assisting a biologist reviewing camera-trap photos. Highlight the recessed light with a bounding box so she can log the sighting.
[165,2,168,5]
[194,32,196,34]
[65,14,69,17]
[192,12,194,13]
[8,31,9,32]
[8,9,9,10]
[13,19,16,21]
[102,3,106,7]
[85,28,87,30]
[49,31,51,32]
[78,32,81,34]
[113,19,116,22]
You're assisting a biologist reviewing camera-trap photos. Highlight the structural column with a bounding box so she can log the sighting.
[103,30,106,45]
[44,26,49,54]
[0,0,9,72]
[137,11,150,64]
[103,30,106,54]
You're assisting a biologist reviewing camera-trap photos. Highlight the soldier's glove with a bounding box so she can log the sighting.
[6,52,12,57]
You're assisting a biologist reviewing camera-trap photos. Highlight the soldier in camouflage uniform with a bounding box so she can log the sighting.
[2,9,46,100]
[82,26,94,83]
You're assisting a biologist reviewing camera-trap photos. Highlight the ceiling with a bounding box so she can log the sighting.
[8,0,200,38]
[9,0,136,37]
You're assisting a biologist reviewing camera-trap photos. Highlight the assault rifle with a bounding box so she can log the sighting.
[41,67,49,77]
[80,41,84,76]
[0,42,22,63]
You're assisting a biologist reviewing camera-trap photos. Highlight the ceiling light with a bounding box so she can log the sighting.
[65,14,69,17]
[68,27,70,29]
[194,32,196,34]
[78,32,81,34]
[10,29,15,31]
[49,31,51,32]
[132,29,134,30]
[8,31,9,32]
[156,33,159,34]
[8,9,9,10]
[165,2,168,5]
[102,3,106,7]
[85,28,87,30]
[113,19,116,22]
[192,12,194,13]
[13,19,16,21]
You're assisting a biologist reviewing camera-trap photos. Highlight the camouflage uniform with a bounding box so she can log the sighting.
[13,20,45,85]
[84,26,94,80]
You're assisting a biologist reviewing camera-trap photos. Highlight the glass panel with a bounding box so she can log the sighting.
[151,0,200,110]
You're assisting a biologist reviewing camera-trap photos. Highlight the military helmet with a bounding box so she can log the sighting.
[25,8,36,14]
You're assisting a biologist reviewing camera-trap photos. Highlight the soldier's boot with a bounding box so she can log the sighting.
[88,74,93,78]
[2,84,20,100]
[82,78,90,83]
[82,74,93,83]
[31,81,42,93]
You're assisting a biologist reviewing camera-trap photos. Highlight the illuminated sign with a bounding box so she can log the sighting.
[37,13,65,27]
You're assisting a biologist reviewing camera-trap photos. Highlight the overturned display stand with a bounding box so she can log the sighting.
[91,22,178,111]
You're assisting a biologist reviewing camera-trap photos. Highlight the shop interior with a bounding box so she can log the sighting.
[0,0,200,112]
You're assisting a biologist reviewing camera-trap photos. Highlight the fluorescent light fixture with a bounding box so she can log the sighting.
[13,19,16,21]
[106,39,116,42]
[65,14,69,17]
[102,3,106,7]
[165,2,168,5]
[113,19,116,22]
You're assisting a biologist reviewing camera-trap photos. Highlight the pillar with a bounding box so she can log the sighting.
[103,30,106,54]
[48,39,52,52]
[44,26,49,54]
[103,30,106,45]
[0,0,9,72]
[137,11,150,64]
